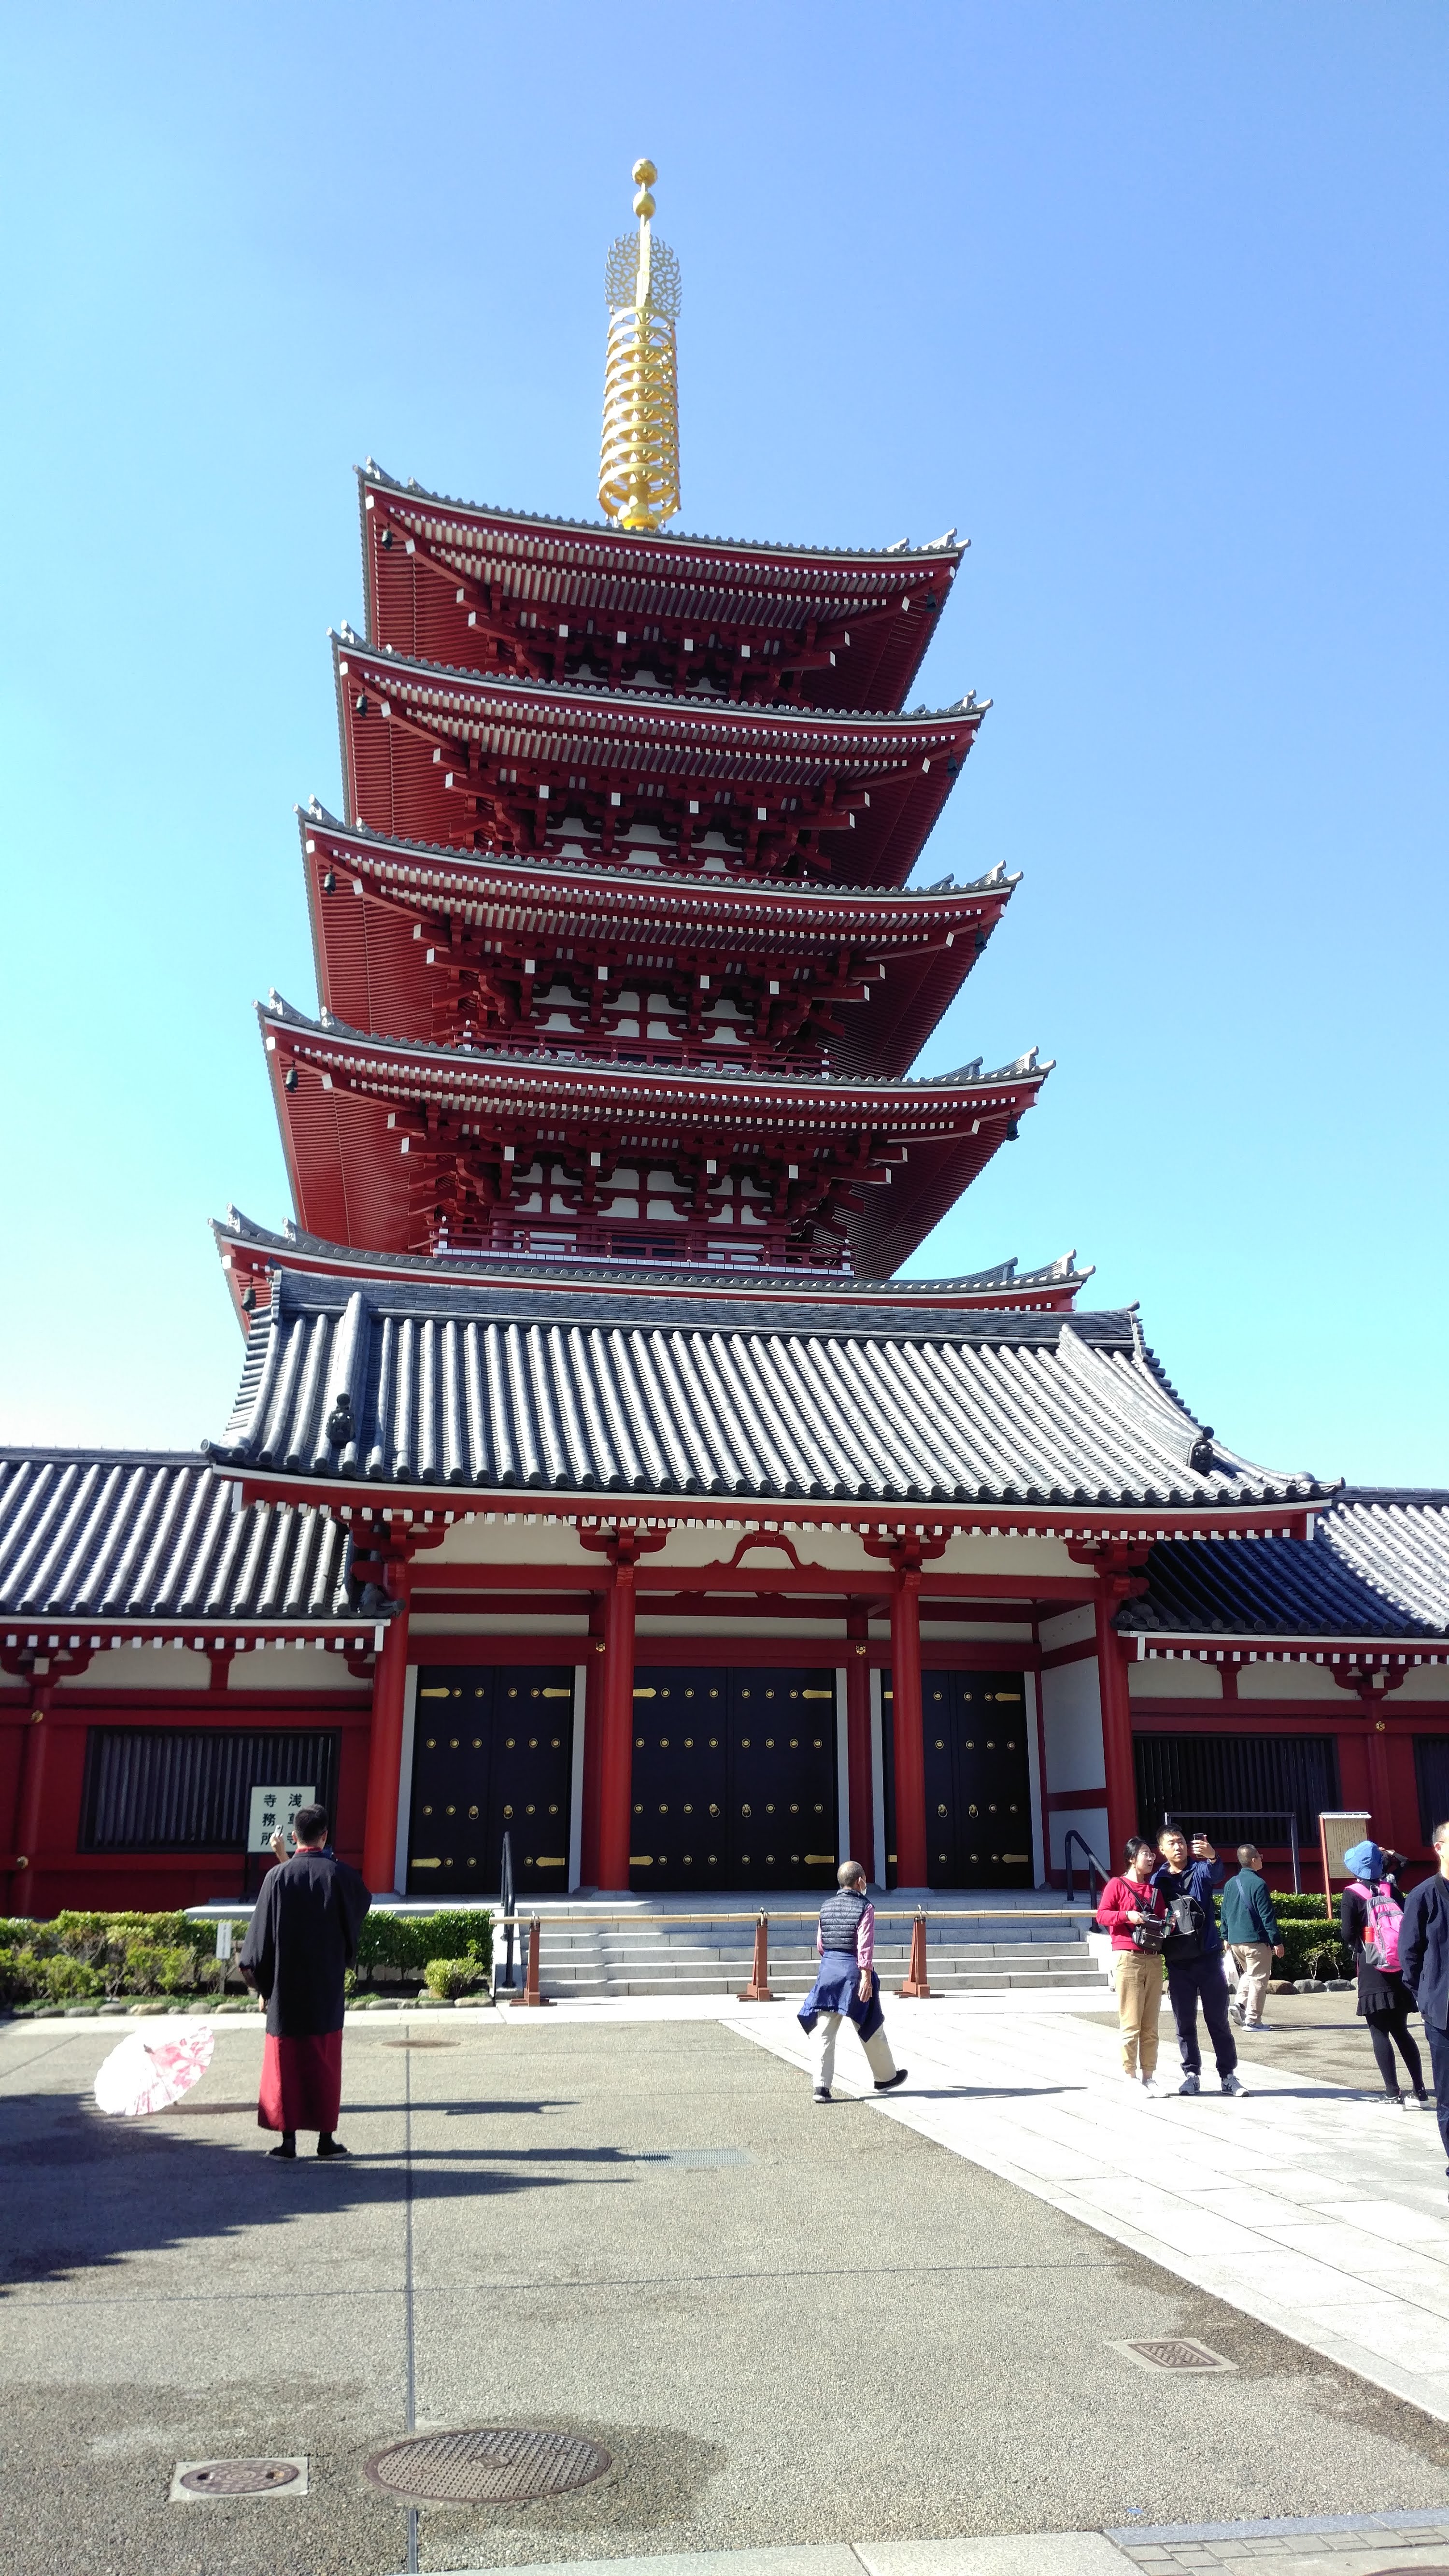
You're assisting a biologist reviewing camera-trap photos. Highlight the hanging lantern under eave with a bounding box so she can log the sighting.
[599,158,681,532]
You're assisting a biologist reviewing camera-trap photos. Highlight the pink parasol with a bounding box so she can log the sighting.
[94,2017,216,2118]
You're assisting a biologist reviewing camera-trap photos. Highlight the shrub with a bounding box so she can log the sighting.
[0,1945,40,2004]
[42,1956,103,2003]
[423,1955,485,2000]
[356,1907,492,1982]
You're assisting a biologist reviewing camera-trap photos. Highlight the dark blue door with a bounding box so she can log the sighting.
[408,1666,574,1895]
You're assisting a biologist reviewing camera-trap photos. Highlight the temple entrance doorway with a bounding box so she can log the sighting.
[629,1667,838,1893]
[882,1669,1034,1888]
[406,1665,575,1896]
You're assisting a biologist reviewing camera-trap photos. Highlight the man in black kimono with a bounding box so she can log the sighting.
[239,1805,370,2160]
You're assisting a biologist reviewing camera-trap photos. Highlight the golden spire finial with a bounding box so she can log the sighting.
[599,157,681,532]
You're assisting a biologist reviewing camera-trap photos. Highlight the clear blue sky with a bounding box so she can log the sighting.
[1,3,1444,1484]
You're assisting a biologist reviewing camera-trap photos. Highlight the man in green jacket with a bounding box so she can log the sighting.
[1221,1843,1284,2032]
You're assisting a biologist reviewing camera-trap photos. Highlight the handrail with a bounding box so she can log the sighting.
[491,1906,1096,1928]
[1062,1831,1108,1907]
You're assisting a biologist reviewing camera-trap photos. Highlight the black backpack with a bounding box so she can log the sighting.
[1163,1890,1206,1964]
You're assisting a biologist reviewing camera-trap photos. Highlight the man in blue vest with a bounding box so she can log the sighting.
[1400,1820,1449,2178]
[1153,1827,1244,2097]
[798,1862,909,2104]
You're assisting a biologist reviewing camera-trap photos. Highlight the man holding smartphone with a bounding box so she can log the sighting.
[1153,1826,1244,2098]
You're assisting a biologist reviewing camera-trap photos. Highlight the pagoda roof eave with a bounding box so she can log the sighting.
[297,801,1017,918]
[331,624,988,737]
[358,459,969,573]
[213,1207,1094,1319]
[297,803,1015,1077]
[258,997,1051,1281]
[331,632,986,889]
[259,990,1050,1105]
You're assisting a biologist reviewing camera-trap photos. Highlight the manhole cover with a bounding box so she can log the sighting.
[1110,2338,1236,2374]
[173,2459,305,2497]
[635,2148,753,2168]
[365,2427,611,2504]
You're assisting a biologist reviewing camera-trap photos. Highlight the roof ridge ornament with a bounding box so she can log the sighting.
[599,158,681,533]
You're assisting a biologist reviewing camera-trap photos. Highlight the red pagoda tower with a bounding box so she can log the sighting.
[222,174,1064,1318]
[2,166,1350,1934]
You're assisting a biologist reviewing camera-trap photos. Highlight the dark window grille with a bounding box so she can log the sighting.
[1134,1734,1339,1850]
[1412,1740,1449,1846]
[80,1729,341,1851]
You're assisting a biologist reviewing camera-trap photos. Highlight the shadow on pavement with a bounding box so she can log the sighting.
[0,2085,630,2294]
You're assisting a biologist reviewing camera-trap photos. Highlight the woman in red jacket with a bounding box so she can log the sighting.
[1097,1835,1169,2093]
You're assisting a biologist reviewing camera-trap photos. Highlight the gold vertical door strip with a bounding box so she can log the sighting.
[599,159,681,531]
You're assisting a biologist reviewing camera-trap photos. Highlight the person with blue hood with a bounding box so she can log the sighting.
[1346,1837,1430,2111]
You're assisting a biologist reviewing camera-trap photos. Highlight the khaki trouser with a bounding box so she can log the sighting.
[1228,1940,1272,2026]
[1115,1949,1163,2077]
[815,2010,897,2092]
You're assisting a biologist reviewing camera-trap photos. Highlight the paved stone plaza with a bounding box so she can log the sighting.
[6,1996,1449,2576]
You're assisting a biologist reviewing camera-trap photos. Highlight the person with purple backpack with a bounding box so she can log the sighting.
[1340,1837,1430,2111]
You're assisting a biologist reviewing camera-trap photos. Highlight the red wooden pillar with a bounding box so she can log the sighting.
[11,1678,53,1901]
[845,1605,874,1873]
[597,1542,638,1893]
[890,1564,928,1889]
[580,1599,606,1887]
[1095,1590,1136,1864]
[362,1575,412,1895]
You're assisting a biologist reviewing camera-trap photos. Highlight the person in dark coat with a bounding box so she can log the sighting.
[1152,1828,1243,2097]
[1401,1822,1449,2174]
[1340,1836,1429,2111]
[798,1861,909,2104]
[239,1805,370,2159]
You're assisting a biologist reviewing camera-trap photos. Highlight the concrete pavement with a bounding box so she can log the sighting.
[4,2001,1449,2576]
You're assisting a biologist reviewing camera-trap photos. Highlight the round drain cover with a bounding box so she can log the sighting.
[366,2427,611,2504]
[179,2462,301,2495]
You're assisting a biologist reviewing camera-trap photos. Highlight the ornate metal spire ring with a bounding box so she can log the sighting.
[599,157,681,532]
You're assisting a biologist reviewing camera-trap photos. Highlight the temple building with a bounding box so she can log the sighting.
[3,168,1447,1920]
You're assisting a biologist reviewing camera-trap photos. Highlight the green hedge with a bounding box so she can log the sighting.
[0,1902,491,2008]
[356,1908,492,1979]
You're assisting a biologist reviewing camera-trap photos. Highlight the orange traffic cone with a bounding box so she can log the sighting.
[897,1909,932,1998]
[738,1911,774,2002]
[513,1915,553,2007]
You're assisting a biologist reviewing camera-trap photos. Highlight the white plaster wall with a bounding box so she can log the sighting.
[1039,1654,1106,1796]
[233,1649,371,1690]
[1397,1670,1449,1701]
[394,1665,418,1895]
[65,1647,214,1689]
[920,1621,1033,1642]
[1049,1804,1110,1871]
[410,1612,589,1636]
[1128,1661,1223,1699]
[1234,1665,1347,1702]
[1022,1671,1046,1887]
[1037,1603,1097,1656]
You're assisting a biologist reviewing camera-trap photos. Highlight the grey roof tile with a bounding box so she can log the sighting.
[0,1452,357,1624]
[1123,1492,1449,1641]
[205,1267,1329,1511]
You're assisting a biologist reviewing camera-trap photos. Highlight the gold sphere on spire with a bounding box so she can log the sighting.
[600,159,681,532]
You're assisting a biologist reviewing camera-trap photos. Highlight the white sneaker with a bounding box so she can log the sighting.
[1141,2073,1164,2097]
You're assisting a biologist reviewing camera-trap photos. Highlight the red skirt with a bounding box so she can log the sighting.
[257,2030,343,2134]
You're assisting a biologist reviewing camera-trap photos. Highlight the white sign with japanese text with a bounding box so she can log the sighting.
[246,1784,315,1854]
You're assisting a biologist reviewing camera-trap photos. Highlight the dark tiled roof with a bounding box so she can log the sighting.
[205,1267,1329,1511]
[0,1452,357,1623]
[1123,1492,1449,1641]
